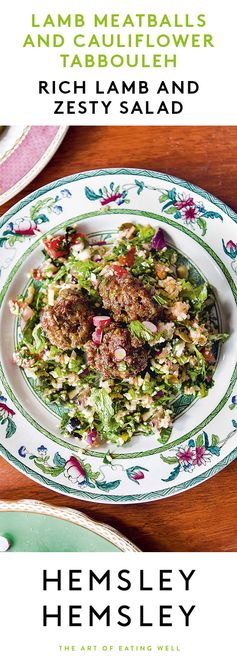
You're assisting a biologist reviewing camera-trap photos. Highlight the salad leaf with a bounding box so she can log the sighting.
[92,388,114,426]
[52,265,67,282]
[199,383,208,397]
[129,320,162,345]
[153,291,169,306]
[209,332,229,342]
[182,283,208,311]
[129,320,155,343]
[22,316,37,350]
[131,224,155,246]
[68,258,97,291]
[193,347,206,378]
[32,324,45,352]
[69,258,96,274]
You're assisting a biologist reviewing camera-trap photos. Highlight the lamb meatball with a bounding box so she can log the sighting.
[41,288,93,350]
[85,323,148,379]
[99,270,158,322]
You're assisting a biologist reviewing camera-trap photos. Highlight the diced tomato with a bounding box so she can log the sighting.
[32,268,42,281]
[118,255,126,266]
[113,265,128,278]
[201,349,216,364]
[70,231,86,245]
[125,246,136,266]
[44,236,68,260]
[118,246,136,267]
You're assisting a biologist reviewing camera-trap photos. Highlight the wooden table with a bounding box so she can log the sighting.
[0,125,237,552]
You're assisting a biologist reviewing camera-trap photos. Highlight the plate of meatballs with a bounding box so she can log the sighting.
[0,168,236,502]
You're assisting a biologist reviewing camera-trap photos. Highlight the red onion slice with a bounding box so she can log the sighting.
[86,429,98,445]
[151,228,166,250]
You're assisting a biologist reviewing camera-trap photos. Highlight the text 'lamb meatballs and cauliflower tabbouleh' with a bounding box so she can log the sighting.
[10,223,227,448]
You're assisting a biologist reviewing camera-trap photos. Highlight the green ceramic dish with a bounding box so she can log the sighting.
[0,500,139,552]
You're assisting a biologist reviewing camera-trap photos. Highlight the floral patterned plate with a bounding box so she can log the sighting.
[0,168,236,503]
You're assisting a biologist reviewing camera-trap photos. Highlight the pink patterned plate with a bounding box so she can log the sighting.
[0,126,68,206]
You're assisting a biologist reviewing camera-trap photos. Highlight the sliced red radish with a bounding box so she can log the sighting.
[93,316,111,328]
[114,347,126,362]
[143,321,157,334]
[92,329,103,346]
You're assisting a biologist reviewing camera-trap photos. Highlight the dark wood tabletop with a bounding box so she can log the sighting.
[0,125,237,552]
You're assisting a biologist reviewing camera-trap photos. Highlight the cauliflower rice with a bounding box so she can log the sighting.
[10,222,228,449]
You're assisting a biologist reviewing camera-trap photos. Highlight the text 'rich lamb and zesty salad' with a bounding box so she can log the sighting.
[10,223,227,448]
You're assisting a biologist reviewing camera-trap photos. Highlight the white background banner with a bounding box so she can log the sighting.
[0,0,236,125]
[0,552,235,662]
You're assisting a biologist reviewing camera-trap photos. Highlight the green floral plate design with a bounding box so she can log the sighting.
[0,168,236,503]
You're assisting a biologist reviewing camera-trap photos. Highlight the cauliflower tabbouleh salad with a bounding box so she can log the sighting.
[10,222,227,449]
